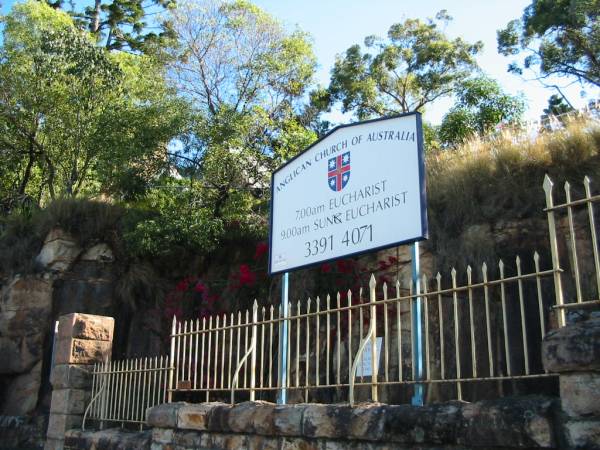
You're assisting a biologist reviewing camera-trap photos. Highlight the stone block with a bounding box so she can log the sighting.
[273,404,306,436]
[151,427,174,445]
[54,337,111,365]
[147,403,182,428]
[228,401,260,433]
[46,413,82,440]
[302,404,345,439]
[543,318,600,373]
[560,372,600,417]
[36,228,81,272]
[58,313,114,342]
[347,403,385,440]
[50,364,93,389]
[459,396,555,448]
[80,244,114,263]
[563,419,600,449]
[250,402,276,435]
[207,402,232,432]
[50,389,89,415]
[44,437,64,450]
[177,403,213,431]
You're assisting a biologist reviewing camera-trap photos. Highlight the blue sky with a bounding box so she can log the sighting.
[2,0,598,125]
[251,0,599,124]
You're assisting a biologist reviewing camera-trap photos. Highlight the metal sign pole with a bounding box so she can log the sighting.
[277,272,289,404]
[411,242,424,405]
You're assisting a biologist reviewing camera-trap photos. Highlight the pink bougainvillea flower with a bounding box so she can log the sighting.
[254,242,268,260]
[194,282,206,293]
[238,264,256,286]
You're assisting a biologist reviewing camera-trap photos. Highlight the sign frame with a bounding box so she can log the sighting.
[268,112,428,275]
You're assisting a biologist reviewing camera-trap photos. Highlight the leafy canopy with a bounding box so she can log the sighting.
[497,0,600,87]
[439,76,525,147]
[328,11,483,119]
[0,0,188,210]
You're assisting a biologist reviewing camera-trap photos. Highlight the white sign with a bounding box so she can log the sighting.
[356,337,383,378]
[269,113,427,274]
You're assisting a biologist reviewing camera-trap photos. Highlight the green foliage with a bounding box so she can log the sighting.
[123,179,225,259]
[497,0,600,87]
[328,11,483,119]
[543,94,575,117]
[439,76,525,147]
[42,0,176,53]
[0,1,188,209]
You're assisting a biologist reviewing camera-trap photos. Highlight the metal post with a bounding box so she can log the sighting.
[411,242,424,405]
[277,272,289,404]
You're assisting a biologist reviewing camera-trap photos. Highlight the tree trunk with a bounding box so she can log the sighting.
[91,0,102,34]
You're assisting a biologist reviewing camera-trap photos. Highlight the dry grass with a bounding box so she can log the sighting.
[426,117,600,268]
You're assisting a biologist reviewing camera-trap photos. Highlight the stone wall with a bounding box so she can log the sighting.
[45,313,114,450]
[63,396,557,449]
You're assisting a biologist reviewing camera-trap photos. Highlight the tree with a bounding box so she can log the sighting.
[40,0,176,52]
[328,11,483,120]
[439,76,525,147]
[0,1,187,209]
[165,0,317,224]
[497,0,600,88]
[543,94,575,116]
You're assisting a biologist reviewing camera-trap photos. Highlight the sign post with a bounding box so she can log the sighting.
[411,242,424,405]
[268,112,428,403]
[277,272,289,404]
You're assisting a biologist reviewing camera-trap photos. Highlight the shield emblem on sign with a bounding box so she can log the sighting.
[328,152,350,192]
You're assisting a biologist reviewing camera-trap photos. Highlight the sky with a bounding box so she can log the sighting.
[1,0,598,125]
[251,0,599,125]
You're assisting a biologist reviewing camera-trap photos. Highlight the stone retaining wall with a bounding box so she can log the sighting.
[55,316,600,450]
[64,396,558,450]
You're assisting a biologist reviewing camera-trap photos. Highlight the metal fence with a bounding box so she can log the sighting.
[84,356,171,429]
[169,255,559,405]
[167,174,600,405]
[82,174,600,423]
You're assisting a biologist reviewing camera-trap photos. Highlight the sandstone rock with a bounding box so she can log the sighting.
[459,396,555,448]
[228,401,262,433]
[0,333,45,374]
[177,403,213,431]
[273,404,306,436]
[1,361,43,415]
[146,403,182,428]
[207,402,233,432]
[58,313,114,342]
[0,276,53,312]
[44,437,64,450]
[36,229,81,272]
[302,404,344,439]
[80,244,114,263]
[151,427,174,445]
[54,337,112,365]
[543,318,600,373]
[560,372,600,417]
[46,413,82,440]
[347,403,385,440]
[50,364,93,389]
[50,389,89,415]
[563,419,600,450]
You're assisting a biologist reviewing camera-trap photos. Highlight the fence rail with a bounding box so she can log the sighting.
[84,356,171,429]
[169,253,562,405]
[82,174,600,425]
